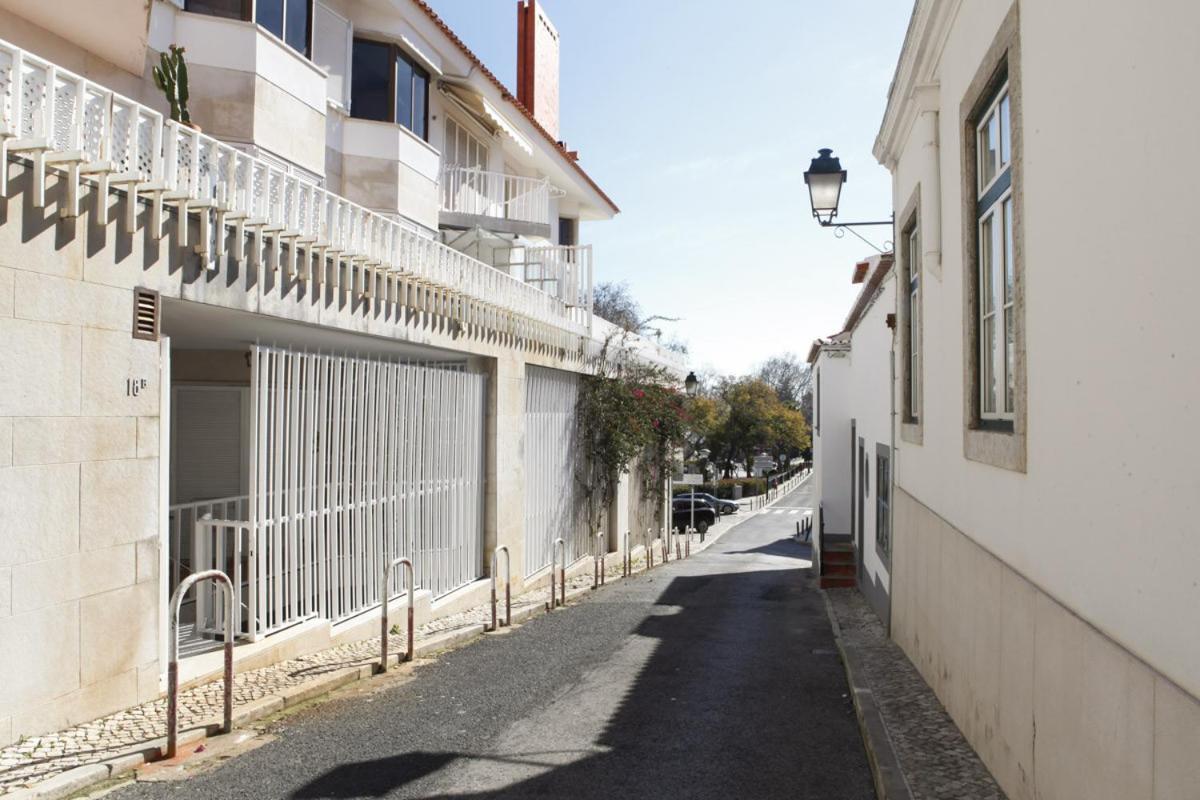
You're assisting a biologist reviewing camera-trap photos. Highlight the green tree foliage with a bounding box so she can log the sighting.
[708,378,811,477]
[577,354,688,534]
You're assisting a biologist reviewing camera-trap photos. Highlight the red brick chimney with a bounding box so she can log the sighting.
[517,0,560,139]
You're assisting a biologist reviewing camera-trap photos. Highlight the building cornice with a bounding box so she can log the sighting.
[873,0,960,169]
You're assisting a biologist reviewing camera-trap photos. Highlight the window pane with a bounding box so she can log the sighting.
[978,111,997,190]
[982,315,996,414]
[256,0,284,39]
[395,55,414,130]
[1003,197,1014,304]
[999,94,1011,166]
[184,0,245,20]
[350,40,392,123]
[284,0,309,56]
[1005,306,1015,413]
[411,67,428,139]
[980,215,994,314]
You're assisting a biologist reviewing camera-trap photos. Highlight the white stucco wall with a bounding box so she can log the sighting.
[886,0,1200,707]
[877,1,1200,796]
[812,349,851,539]
[844,274,895,603]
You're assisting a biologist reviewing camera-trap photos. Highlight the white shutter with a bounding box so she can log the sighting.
[313,1,352,110]
[172,386,247,504]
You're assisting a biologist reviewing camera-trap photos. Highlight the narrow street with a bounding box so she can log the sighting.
[110,482,874,799]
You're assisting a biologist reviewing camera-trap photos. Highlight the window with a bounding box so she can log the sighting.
[976,83,1014,422]
[445,118,489,169]
[183,0,249,21]
[558,217,577,247]
[351,39,430,139]
[875,444,890,561]
[257,0,311,55]
[186,0,311,56]
[903,222,921,422]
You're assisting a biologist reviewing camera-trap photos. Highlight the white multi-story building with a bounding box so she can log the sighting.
[808,254,894,624]
[815,1,1200,797]
[0,0,682,746]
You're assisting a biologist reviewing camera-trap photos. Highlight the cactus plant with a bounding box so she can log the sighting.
[152,45,192,126]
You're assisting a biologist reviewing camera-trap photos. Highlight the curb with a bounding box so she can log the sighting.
[819,589,912,800]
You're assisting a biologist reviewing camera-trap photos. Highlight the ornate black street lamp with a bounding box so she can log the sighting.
[684,371,699,397]
[804,148,893,252]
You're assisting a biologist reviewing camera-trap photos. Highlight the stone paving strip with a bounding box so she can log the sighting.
[0,514,751,798]
[825,588,1005,800]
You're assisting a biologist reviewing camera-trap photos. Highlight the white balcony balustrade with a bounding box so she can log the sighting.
[440,165,553,228]
[0,37,589,348]
[499,244,593,332]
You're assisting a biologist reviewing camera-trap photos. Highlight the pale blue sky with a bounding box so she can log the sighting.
[426,0,912,375]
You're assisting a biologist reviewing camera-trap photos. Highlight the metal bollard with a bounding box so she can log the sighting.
[594,531,606,588]
[380,557,415,671]
[167,569,234,759]
[489,546,511,631]
[547,537,566,611]
[624,530,631,577]
[675,527,683,560]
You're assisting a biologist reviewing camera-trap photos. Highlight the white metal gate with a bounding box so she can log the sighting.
[523,366,588,576]
[188,347,487,641]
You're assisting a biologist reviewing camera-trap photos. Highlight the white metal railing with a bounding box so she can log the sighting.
[584,317,690,376]
[178,348,488,642]
[499,244,593,332]
[169,494,251,599]
[0,38,588,346]
[440,165,552,227]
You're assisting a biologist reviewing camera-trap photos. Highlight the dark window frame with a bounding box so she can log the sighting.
[558,217,578,247]
[184,0,313,58]
[350,37,430,140]
[875,443,891,564]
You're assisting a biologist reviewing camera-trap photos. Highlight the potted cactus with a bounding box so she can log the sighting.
[153,45,199,131]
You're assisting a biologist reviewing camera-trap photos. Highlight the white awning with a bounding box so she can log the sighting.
[441,83,534,157]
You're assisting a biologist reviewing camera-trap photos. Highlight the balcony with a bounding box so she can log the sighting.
[172,9,328,177]
[498,244,593,331]
[439,166,554,238]
[0,35,591,348]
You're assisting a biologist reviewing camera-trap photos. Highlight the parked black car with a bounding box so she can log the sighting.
[671,497,715,534]
[674,491,738,515]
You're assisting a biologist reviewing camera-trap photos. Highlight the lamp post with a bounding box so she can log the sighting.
[683,372,701,536]
[803,148,893,252]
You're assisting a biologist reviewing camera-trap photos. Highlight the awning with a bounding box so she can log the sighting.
[440,83,534,157]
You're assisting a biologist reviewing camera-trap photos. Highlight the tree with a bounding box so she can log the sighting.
[755,353,811,410]
[592,281,641,331]
[710,378,811,477]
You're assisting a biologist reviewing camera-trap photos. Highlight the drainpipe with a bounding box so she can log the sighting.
[888,330,897,641]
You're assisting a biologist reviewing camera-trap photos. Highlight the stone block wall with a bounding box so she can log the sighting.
[891,488,1200,800]
[0,167,163,747]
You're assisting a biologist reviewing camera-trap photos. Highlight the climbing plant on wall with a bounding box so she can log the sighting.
[576,334,689,536]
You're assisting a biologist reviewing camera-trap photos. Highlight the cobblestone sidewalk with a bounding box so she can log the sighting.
[0,524,738,796]
[826,588,1005,800]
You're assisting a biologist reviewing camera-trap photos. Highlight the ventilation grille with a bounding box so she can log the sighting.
[132,288,160,341]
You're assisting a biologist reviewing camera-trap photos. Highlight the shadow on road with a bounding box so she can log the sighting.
[290,536,872,800]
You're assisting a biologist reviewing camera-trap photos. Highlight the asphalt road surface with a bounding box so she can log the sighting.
[113,480,874,799]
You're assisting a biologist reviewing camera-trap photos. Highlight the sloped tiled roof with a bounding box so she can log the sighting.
[410,0,619,214]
